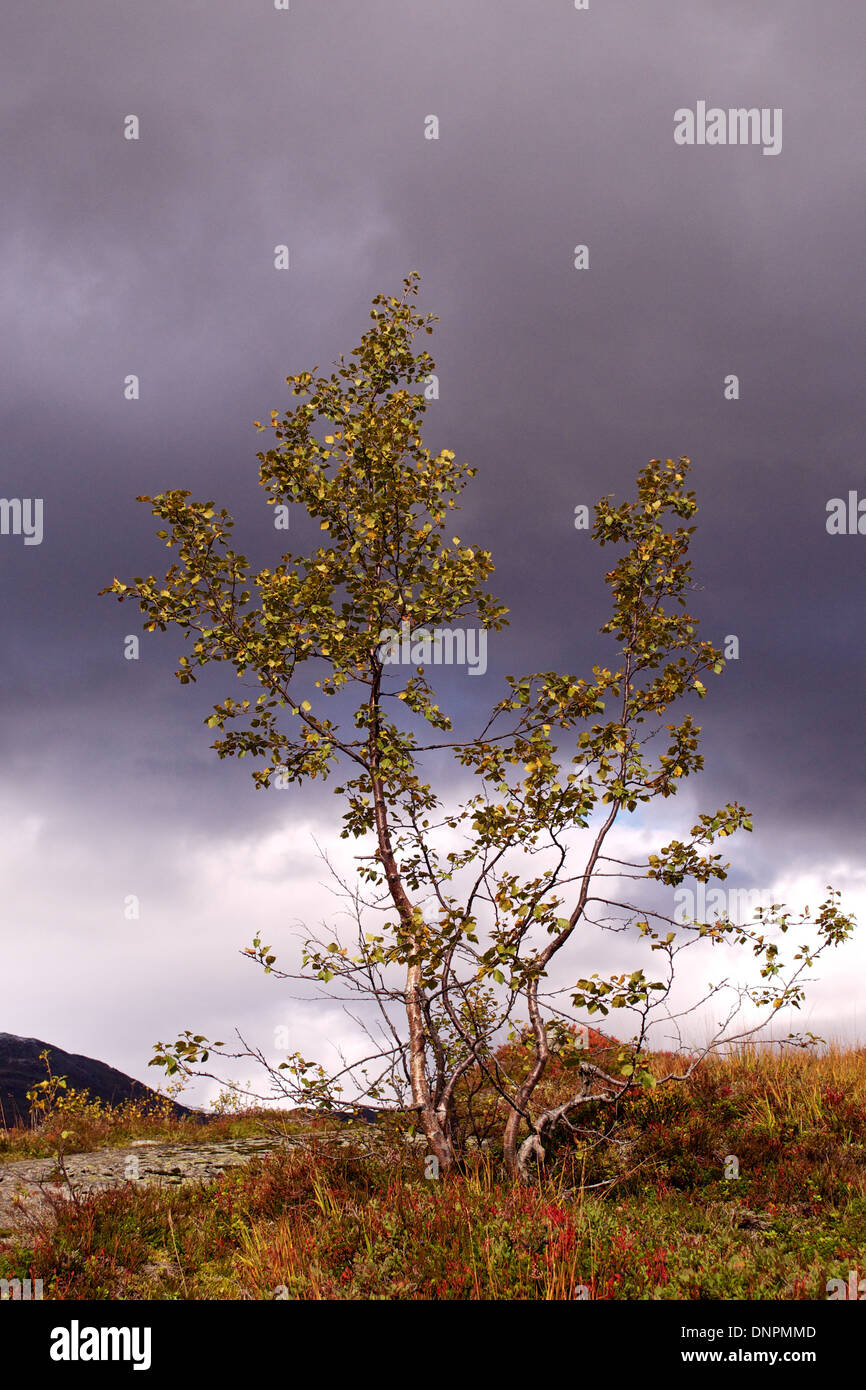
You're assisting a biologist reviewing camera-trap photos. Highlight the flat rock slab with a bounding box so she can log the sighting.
[0,1137,287,1236]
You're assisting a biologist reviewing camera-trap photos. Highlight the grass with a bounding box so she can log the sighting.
[0,1089,302,1163]
[1,1042,865,1299]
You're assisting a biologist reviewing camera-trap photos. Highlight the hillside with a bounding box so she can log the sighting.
[0,1033,193,1126]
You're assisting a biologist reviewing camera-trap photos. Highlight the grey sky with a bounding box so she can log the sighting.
[1,1,863,1104]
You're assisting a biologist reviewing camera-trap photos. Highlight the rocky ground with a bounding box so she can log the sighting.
[0,1118,417,1237]
[0,1137,276,1235]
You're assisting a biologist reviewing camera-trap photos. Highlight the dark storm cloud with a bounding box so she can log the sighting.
[0,0,862,1087]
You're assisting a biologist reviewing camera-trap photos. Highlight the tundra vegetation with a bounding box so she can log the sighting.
[2,1045,866,1299]
[98,272,855,1188]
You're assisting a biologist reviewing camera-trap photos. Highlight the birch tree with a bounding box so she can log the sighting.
[102,274,855,1180]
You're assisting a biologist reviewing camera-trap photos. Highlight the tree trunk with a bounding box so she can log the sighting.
[503,978,549,1180]
[368,668,455,1172]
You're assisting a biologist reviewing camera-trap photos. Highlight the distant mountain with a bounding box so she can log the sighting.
[0,1033,196,1128]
